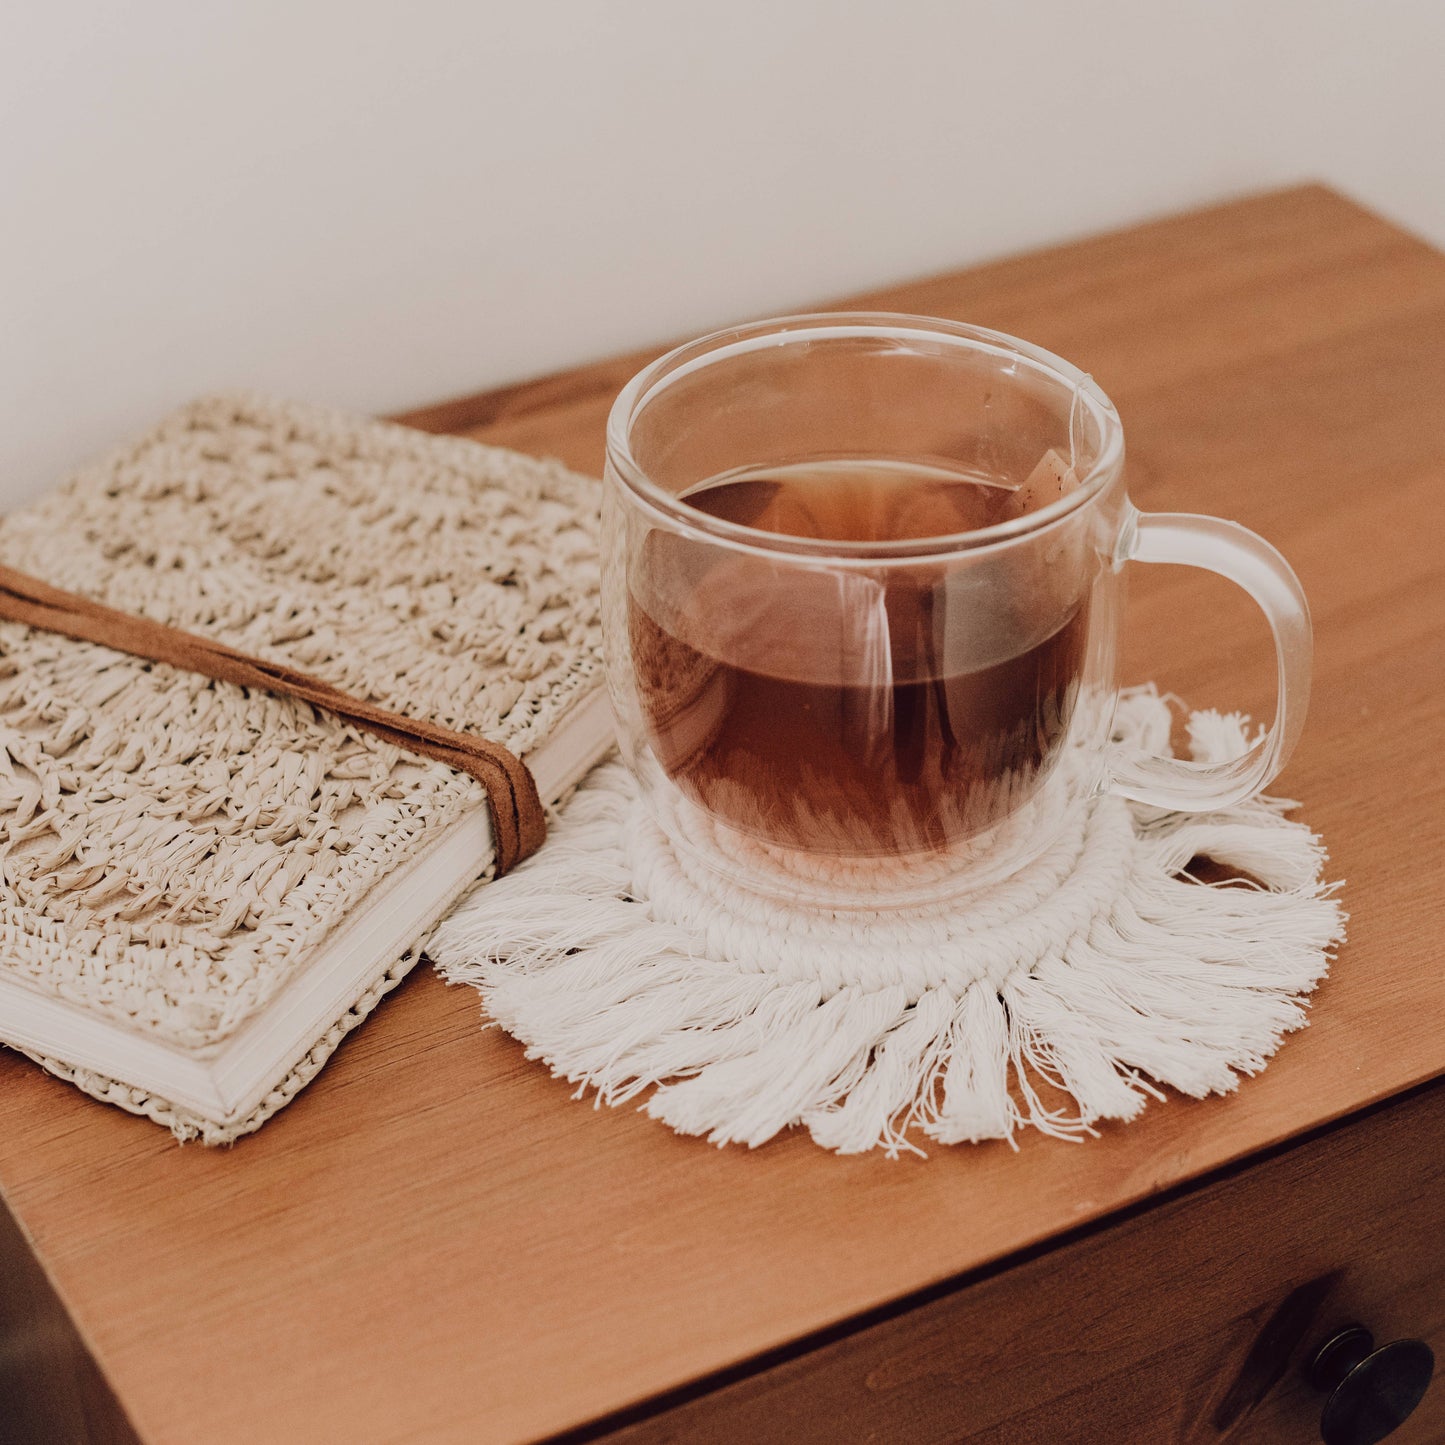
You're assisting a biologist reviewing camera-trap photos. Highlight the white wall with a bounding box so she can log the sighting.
[5,1,1443,502]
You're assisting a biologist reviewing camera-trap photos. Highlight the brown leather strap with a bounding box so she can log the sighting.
[0,563,547,874]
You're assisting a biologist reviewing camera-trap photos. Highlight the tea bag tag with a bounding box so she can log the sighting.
[1009,448,1079,518]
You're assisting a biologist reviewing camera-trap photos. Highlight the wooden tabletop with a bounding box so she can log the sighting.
[2,184,1444,1445]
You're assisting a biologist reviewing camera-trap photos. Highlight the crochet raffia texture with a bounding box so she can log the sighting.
[0,392,602,1059]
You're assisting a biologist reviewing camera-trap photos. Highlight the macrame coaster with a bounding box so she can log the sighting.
[431,691,1346,1156]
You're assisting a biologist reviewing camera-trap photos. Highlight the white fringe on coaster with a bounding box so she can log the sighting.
[431,691,1346,1156]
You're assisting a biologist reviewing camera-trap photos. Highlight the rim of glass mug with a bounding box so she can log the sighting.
[604,312,1126,562]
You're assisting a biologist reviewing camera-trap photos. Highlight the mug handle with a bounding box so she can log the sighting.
[1107,507,1313,811]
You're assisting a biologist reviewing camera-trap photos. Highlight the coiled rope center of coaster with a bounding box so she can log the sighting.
[629,781,1136,998]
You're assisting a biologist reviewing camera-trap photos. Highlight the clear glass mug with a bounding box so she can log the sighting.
[602,314,1311,896]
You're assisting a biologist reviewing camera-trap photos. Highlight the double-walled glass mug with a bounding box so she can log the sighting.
[602,314,1311,899]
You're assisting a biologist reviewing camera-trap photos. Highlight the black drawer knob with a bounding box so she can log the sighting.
[1307,1324,1434,1445]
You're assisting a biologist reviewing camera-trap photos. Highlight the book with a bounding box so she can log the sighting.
[0,393,612,1142]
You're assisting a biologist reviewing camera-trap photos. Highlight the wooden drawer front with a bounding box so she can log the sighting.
[603,1083,1445,1444]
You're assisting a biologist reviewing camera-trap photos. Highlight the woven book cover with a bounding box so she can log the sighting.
[0,393,607,1142]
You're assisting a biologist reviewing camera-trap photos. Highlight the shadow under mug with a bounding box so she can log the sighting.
[601,314,1311,895]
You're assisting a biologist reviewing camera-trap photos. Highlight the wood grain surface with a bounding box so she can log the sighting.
[0,184,1443,1445]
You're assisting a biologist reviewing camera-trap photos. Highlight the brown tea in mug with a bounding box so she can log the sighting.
[629,460,1089,855]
